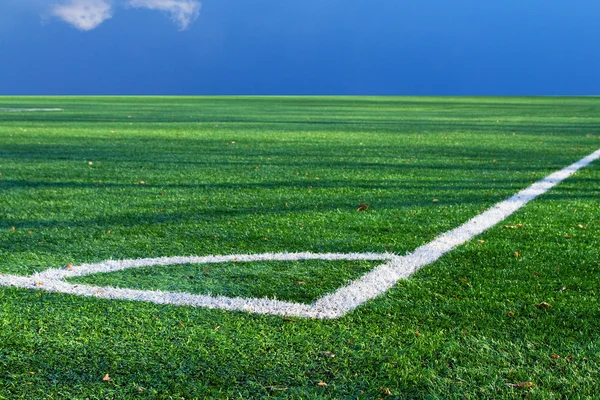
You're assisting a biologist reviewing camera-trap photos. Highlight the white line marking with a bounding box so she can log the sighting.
[0,108,63,112]
[1,148,599,318]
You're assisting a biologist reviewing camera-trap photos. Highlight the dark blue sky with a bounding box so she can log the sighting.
[1,0,599,95]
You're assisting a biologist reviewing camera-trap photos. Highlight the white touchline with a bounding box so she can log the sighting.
[1,148,599,319]
[0,108,63,112]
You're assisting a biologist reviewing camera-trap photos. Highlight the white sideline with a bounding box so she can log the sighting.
[0,108,63,112]
[1,148,599,318]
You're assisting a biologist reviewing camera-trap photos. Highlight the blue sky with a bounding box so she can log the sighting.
[0,0,599,95]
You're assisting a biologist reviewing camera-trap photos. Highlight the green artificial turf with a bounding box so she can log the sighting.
[67,259,382,303]
[0,96,599,398]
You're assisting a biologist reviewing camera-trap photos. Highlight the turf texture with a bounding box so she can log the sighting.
[0,96,599,398]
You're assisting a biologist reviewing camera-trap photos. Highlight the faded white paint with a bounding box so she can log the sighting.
[0,108,63,112]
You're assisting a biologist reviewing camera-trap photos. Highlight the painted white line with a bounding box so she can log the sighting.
[0,108,63,112]
[1,148,599,318]
[33,252,393,281]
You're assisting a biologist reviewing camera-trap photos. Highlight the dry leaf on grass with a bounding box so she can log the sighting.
[357,203,369,212]
[322,351,335,358]
[518,382,535,388]
[380,387,392,396]
[507,381,535,388]
[550,354,560,359]
[504,224,524,229]
[316,381,328,387]
[535,302,552,309]
[102,374,111,382]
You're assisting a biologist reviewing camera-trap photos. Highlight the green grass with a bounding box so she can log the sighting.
[0,96,599,398]
[67,259,381,303]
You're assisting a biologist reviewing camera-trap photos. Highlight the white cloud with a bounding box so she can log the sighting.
[47,0,201,31]
[127,0,201,30]
[52,0,113,31]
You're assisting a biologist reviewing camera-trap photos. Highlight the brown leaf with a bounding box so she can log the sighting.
[65,264,73,270]
[550,354,560,359]
[415,331,421,336]
[102,374,111,382]
[357,203,369,212]
[508,311,515,317]
[564,234,572,238]
[35,282,44,286]
[535,302,552,309]
[316,382,328,387]
[380,387,392,396]
[514,252,520,258]
[322,351,335,358]
[517,381,535,388]
[178,321,185,327]
[10,226,15,232]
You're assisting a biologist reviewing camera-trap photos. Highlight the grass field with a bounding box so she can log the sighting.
[0,96,599,398]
